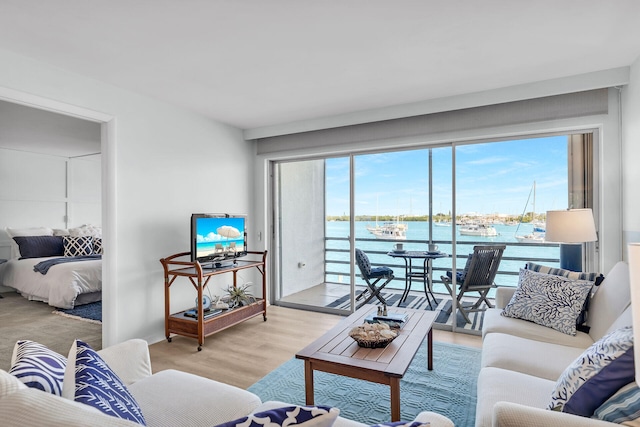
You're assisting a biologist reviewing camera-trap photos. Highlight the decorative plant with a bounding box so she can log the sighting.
[224,284,256,308]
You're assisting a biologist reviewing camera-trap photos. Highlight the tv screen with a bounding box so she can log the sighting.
[190,214,247,264]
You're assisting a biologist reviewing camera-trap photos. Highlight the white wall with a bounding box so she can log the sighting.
[278,160,326,297]
[622,56,640,248]
[0,48,256,347]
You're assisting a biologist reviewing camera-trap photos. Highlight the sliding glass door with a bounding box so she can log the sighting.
[271,132,595,332]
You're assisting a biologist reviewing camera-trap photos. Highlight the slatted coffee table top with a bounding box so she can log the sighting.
[296,304,436,378]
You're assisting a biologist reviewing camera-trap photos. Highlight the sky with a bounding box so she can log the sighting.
[325,135,569,217]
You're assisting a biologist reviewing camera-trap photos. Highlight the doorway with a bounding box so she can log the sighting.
[0,89,115,348]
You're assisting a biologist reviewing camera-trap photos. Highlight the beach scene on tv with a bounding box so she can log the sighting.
[196,217,246,258]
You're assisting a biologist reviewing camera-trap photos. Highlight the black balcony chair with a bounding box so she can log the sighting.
[355,248,394,308]
[441,244,505,323]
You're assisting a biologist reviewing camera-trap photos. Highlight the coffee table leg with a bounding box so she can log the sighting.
[390,377,401,421]
[428,328,433,371]
[304,360,315,405]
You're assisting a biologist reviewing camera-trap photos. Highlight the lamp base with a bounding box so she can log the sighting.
[559,243,582,272]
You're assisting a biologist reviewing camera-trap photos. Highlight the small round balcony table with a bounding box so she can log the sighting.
[387,250,449,309]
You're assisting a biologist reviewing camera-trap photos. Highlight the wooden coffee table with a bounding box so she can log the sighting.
[295,304,436,421]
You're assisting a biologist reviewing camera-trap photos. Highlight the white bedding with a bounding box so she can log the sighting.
[0,257,101,309]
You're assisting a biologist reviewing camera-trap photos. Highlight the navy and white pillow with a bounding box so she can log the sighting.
[8,340,66,395]
[501,268,593,335]
[63,236,94,257]
[215,405,339,427]
[63,339,146,425]
[525,262,604,330]
[93,237,103,255]
[549,326,635,416]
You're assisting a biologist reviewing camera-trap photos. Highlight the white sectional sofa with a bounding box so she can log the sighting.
[0,338,454,427]
[476,261,633,427]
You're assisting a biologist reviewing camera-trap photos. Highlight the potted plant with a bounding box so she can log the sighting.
[224,284,256,308]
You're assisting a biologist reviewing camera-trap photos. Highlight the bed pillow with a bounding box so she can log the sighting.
[53,228,70,236]
[215,405,339,427]
[63,340,146,425]
[8,340,66,395]
[526,262,604,331]
[69,224,102,238]
[13,235,64,259]
[549,326,634,417]
[93,238,103,255]
[501,268,593,335]
[63,236,94,257]
[5,226,54,258]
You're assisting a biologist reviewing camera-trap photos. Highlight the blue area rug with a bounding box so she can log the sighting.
[247,341,480,427]
[53,301,101,323]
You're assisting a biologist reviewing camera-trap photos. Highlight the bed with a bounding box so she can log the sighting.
[0,257,101,309]
[0,225,102,309]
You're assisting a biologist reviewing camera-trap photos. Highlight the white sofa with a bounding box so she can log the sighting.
[476,261,633,427]
[0,338,454,427]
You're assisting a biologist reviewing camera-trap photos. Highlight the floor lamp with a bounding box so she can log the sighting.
[628,243,640,382]
[545,209,597,272]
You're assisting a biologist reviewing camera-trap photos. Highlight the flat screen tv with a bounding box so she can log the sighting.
[190,213,247,266]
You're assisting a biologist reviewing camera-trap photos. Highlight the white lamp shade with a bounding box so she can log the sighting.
[545,209,597,243]
[628,243,640,384]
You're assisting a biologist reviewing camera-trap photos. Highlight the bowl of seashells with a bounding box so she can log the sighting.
[348,322,398,348]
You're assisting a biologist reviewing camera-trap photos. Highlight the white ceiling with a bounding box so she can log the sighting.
[1,0,640,133]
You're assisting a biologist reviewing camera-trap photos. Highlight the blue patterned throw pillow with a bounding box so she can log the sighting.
[8,340,66,395]
[593,382,640,423]
[549,326,635,417]
[63,236,94,257]
[501,268,594,335]
[93,237,103,254]
[215,405,339,427]
[62,339,146,425]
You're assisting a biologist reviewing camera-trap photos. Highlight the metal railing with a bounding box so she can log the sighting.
[324,236,560,295]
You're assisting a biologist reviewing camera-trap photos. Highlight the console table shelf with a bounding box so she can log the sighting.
[160,250,267,351]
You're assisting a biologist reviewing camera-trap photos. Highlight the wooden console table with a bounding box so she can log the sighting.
[160,250,267,351]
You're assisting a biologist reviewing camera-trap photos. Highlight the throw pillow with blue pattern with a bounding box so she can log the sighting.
[549,326,634,417]
[215,405,339,427]
[62,339,146,425]
[501,268,593,335]
[525,262,604,330]
[593,382,640,423]
[8,340,66,395]
[63,236,94,257]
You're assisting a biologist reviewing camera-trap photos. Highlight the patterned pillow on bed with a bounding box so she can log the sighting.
[93,238,103,255]
[63,236,94,257]
[8,340,67,395]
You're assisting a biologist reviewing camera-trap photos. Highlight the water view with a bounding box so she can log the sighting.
[325,220,560,294]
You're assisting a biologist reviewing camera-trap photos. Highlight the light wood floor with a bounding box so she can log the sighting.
[148,304,482,390]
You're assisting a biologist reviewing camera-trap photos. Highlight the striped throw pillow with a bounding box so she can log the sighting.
[594,382,640,423]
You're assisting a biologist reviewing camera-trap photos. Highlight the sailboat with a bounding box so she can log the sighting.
[514,181,545,243]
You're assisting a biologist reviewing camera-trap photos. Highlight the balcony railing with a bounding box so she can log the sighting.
[324,236,560,296]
